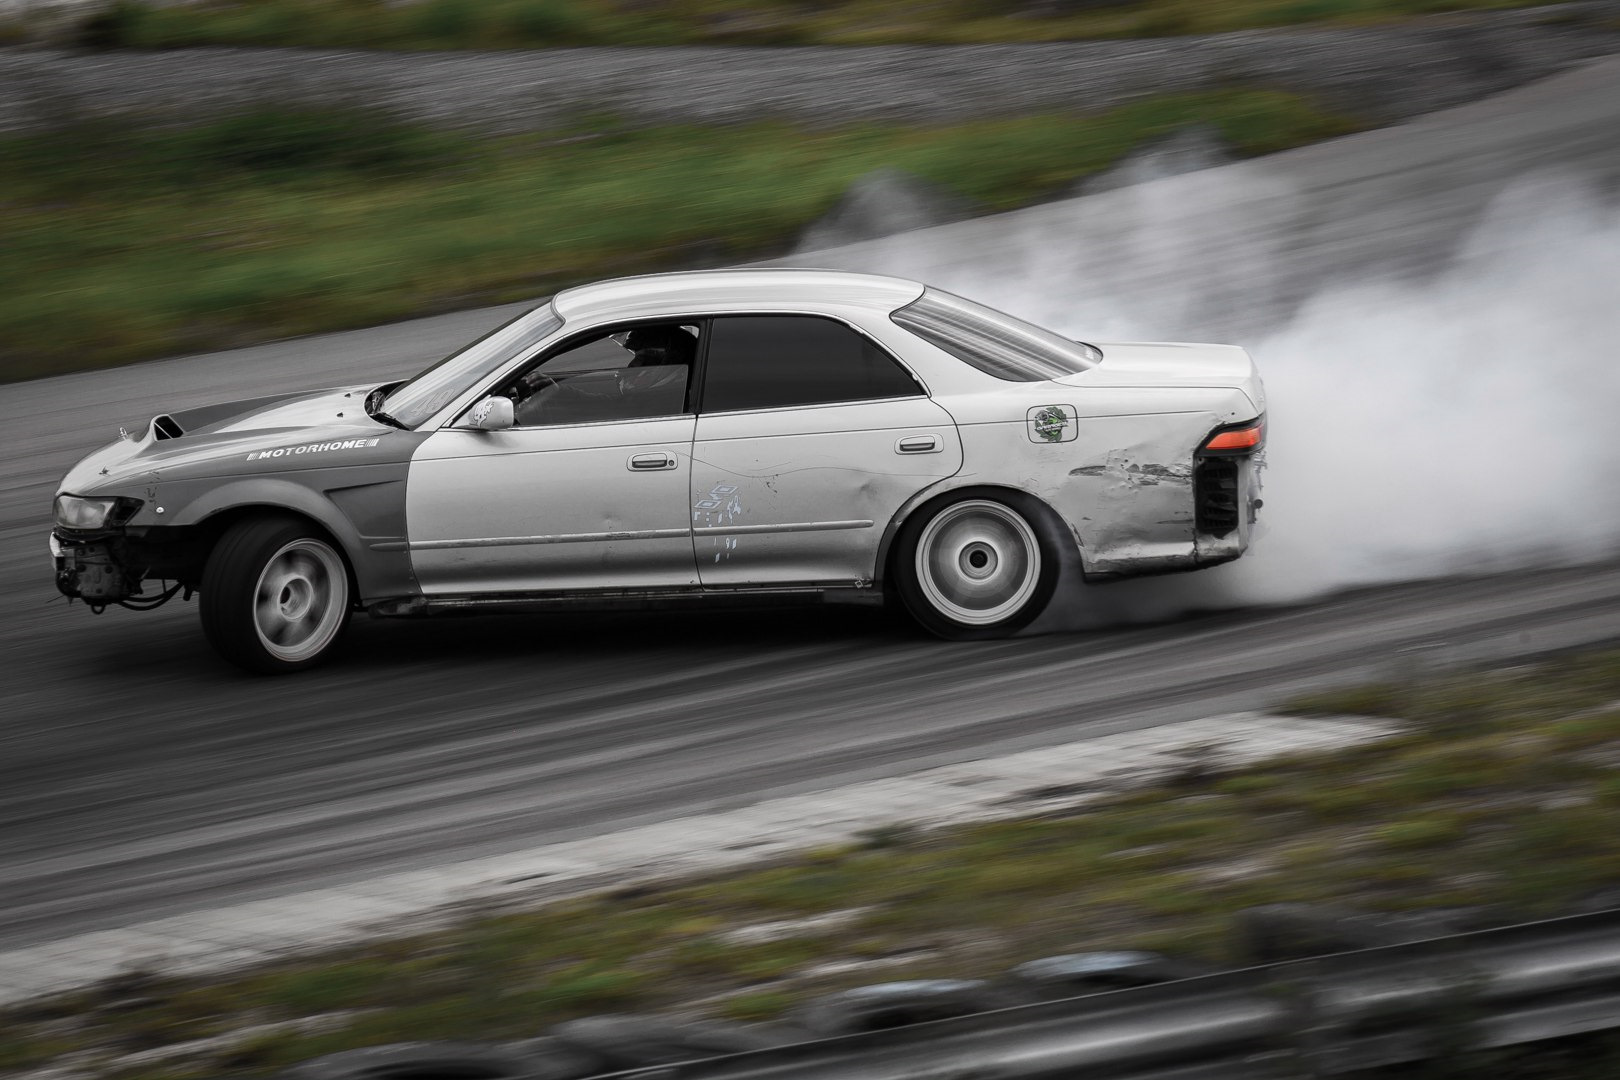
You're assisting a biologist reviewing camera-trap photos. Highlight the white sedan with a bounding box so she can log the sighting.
[51,269,1265,672]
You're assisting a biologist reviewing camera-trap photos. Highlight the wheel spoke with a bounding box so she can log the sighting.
[285,552,318,582]
[254,592,282,636]
[257,567,295,605]
[298,595,327,633]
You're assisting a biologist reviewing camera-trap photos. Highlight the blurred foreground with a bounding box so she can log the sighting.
[6,645,1620,1076]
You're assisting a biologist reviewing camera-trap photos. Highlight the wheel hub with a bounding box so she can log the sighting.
[959,541,998,579]
[278,577,313,621]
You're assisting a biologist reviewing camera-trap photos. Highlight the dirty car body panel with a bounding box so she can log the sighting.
[51,268,1266,671]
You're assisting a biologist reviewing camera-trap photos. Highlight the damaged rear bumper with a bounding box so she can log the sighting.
[1192,450,1264,566]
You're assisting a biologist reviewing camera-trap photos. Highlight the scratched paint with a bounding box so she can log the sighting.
[1070,453,1192,487]
[693,482,744,561]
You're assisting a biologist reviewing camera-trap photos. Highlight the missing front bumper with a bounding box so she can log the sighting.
[54,538,135,605]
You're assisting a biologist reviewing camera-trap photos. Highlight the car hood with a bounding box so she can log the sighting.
[59,384,409,495]
[1057,341,1266,414]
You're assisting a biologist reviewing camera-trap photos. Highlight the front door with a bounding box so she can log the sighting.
[407,419,697,594]
[405,322,701,594]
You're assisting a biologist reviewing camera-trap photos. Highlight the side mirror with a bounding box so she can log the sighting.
[465,396,514,431]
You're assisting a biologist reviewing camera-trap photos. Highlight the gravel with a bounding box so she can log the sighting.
[3,3,1620,134]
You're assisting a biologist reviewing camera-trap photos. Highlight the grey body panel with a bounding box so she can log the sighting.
[55,384,430,603]
[58,385,421,495]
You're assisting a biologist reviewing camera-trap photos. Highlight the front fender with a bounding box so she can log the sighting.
[161,471,416,604]
[177,476,362,543]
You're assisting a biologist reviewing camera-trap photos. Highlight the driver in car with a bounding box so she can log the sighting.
[624,325,697,368]
[513,324,696,425]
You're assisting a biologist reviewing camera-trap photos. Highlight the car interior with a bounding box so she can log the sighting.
[506,322,698,426]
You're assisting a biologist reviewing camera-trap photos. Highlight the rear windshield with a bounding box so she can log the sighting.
[891,288,1100,382]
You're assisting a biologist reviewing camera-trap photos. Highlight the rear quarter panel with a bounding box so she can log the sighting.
[935,385,1257,575]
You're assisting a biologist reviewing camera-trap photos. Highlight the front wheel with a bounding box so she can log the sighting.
[893,492,1061,640]
[200,517,352,674]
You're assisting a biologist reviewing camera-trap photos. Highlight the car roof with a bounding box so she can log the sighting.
[551,268,927,324]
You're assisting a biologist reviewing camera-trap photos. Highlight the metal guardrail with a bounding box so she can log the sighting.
[600,908,1620,1080]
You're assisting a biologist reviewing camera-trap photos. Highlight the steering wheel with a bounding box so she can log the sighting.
[509,372,557,401]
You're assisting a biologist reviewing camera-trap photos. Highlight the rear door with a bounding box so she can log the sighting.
[691,314,962,586]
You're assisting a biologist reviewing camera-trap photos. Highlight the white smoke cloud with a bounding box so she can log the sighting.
[846,169,1620,621]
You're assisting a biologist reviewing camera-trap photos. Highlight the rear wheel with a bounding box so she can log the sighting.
[200,516,352,674]
[893,491,1060,639]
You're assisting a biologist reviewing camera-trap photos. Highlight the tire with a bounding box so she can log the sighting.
[892,490,1061,640]
[200,515,352,674]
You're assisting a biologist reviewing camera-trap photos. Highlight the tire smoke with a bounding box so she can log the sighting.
[830,170,1620,623]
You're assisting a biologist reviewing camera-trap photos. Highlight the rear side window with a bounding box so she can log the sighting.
[700,315,922,413]
[891,288,1101,382]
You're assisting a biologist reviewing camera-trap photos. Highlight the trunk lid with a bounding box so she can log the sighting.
[1056,341,1265,414]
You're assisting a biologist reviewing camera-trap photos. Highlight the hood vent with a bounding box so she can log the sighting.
[153,414,184,440]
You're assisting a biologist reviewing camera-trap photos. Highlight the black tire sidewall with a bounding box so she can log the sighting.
[891,488,1062,640]
[200,515,352,674]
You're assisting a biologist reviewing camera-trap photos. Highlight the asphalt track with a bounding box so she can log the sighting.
[4,57,1620,957]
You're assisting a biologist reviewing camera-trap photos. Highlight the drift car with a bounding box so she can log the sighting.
[52,269,1265,673]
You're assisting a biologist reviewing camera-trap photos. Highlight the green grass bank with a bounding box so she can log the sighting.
[10,0,1567,49]
[4,643,1620,1078]
[1,90,1358,382]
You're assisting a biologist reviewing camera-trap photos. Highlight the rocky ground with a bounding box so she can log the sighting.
[4,2,1620,134]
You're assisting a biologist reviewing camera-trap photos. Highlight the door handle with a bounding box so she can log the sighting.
[628,452,677,471]
[896,434,942,454]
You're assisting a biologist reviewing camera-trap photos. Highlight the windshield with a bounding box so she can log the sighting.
[890,288,1101,382]
[381,303,565,428]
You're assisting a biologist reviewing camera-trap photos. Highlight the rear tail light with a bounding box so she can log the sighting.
[1198,418,1264,455]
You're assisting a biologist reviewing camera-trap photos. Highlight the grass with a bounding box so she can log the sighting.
[9,0,1578,50]
[0,91,1360,381]
[4,645,1620,1077]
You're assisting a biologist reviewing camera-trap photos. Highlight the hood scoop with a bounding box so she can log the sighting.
[153,414,184,440]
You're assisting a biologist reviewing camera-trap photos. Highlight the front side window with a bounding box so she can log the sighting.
[499,321,698,426]
[700,315,921,413]
[891,288,1101,382]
